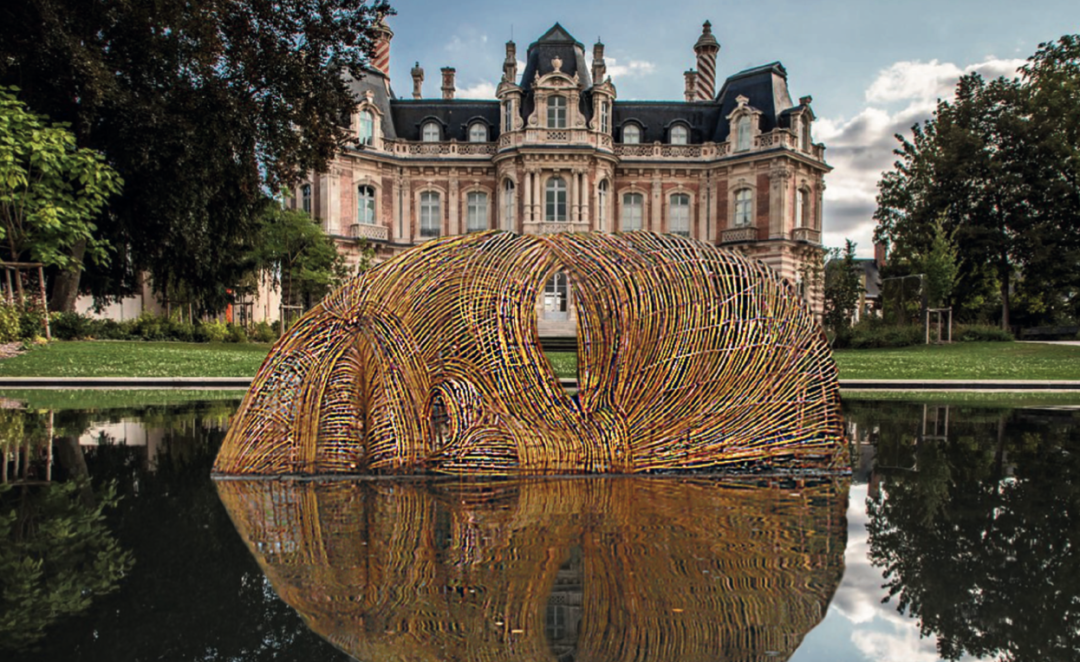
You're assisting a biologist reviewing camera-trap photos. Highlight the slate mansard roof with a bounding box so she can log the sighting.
[350,24,809,146]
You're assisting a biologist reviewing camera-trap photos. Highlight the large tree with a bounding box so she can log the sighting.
[0,0,392,312]
[874,35,1080,329]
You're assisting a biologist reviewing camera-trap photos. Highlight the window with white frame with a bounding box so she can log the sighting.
[736,116,751,151]
[357,185,375,225]
[468,122,487,143]
[599,101,610,133]
[597,179,609,231]
[422,121,440,142]
[504,99,514,132]
[543,272,569,319]
[622,192,644,231]
[359,110,375,145]
[466,191,488,232]
[301,184,312,215]
[670,193,690,236]
[796,189,810,227]
[670,125,688,145]
[734,189,753,227]
[547,95,567,129]
[623,124,641,144]
[420,191,441,237]
[545,177,567,221]
[503,179,515,231]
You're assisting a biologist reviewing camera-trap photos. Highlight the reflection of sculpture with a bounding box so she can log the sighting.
[214,231,844,475]
[217,477,848,662]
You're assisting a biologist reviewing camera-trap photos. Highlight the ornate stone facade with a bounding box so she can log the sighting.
[293,21,830,332]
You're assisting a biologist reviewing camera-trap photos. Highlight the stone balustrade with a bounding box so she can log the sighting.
[351,223,388,242]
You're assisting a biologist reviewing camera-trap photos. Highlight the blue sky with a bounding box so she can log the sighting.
[382,0,1080,255]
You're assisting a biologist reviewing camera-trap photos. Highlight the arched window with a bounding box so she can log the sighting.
[622,192,644,231]
[503,179,515,231]
[670,193,690,236]
[359,110,375,145]
[504,99,515,132]
[357,185,375,225]
[547,95,567,129]
[420,191,441,237]
[301,184,312,216]
[468,122,487,143]
[796,188,810,228]
[623,124,641,144]
[422,121,440,142]
[597,179,609,231]
[543,272,569,320]
[466,191,488,232]
[546,177,567,222]
[736,116,751,151]
[734,189,753,227]
[599,101,610,133]
[670,125,688,145]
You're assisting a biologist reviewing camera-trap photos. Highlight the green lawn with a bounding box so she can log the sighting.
[2,339,1080,383]
[0,341,271,377]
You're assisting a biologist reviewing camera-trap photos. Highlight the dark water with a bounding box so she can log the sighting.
[1,397,1078,661]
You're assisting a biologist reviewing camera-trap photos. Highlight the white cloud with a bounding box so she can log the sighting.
[818,57,1024,256]
[605,57,656,78]
[456,81,497,99]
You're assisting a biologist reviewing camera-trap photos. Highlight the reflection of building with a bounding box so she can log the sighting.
[293,20,830,333]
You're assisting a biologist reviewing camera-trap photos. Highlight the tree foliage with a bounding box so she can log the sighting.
[0,86,121,270]
[823,239,862,344]
[874,34,1080,328]
[0,0,392,311]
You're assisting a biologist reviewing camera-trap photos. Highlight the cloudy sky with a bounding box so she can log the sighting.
[382,0,1079,255]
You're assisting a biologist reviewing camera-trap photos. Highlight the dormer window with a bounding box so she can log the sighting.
[599,101,610,133]
[422,121,440,142]
[504,99,515,132]
[469,122,487,143]
[736,116,751,151]
[623,124,641,144]
[359,110,375,146]
[547,95,567,129]
[670,125,688,145]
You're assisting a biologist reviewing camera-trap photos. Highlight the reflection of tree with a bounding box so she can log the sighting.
[218,477,849,662]
[865,408,1080,661]
[21,401,351,661]
[0,480,133,652]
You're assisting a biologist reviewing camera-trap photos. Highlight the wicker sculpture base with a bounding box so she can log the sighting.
[213,231,845,476]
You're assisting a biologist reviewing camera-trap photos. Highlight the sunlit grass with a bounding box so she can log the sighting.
[832,342,1080,380]
[0,341,271,378]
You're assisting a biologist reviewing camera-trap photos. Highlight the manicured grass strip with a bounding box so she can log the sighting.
[0,389,246,411]
[832,342,1080,380]
[841,390,1080,407]
[0,341,271,378]
[545,351,577,380]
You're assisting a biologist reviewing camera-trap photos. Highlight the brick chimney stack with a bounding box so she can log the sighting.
[592,40,607,83]
[874,242,888,268]
[371,14,393,77]
[410,62,424,99]
[441,67,456,100]
[684,70,697,102]
[693,20,720,101]
[504,41,517,83]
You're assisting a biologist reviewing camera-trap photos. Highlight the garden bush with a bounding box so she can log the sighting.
[847,318,925,349]
[225,324,247,343]
[198,320,229,343]
[955,324,1013,342]
[49,311,92,340]
[0,303,20,343]
[250,321,278,343]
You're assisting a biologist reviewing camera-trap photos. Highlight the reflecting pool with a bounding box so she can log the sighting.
[1,394,1078,661]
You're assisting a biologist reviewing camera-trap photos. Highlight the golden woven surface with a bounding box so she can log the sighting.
[217,477,848,662]
[213,231,845,475]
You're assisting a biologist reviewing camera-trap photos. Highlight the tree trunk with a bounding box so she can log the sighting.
[53,435,96,507]
[48,239,87,312]
[999,254,1010,331]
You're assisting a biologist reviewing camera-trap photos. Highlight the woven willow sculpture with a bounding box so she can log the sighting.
[216,477,848,662]
[214,231,845,476]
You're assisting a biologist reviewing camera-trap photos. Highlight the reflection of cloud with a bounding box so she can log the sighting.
[817,57,1024,256]
[851,629,942,662]
[457,81,497,99]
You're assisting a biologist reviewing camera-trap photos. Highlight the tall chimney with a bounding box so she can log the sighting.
[504,41,517,83]
[411,62,424,99]
[874,242,888,268]
[592,40,607,83]
[693,20,720,101]
[441,67,456,100]
[684,69,697,102]
[372,14,393,77]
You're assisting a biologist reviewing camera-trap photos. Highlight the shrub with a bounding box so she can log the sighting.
[225,324,247,343]
[0,303,19,343]
[89,318,137,340]
[50,311,92,340]
[849,318,925,349]
[956,324,1013,342]
[18,303,47,340]
[250,321,278,343]
[198,320,228,343]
